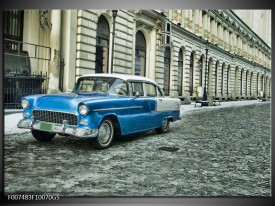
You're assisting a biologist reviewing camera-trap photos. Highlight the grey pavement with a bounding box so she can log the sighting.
[4,102,271,196]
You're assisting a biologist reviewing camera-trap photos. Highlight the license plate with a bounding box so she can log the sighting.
[53,124,63,132]
[40,122,52,132]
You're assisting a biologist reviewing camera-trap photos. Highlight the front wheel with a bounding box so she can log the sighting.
[93,118,114,149]
[155,118,170,133]
[31,130,56,142]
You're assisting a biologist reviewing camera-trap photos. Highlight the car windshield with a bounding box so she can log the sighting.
[75,77,128,96]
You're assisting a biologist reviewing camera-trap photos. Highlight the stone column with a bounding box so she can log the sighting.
[198,10,202,33]
[149,27,157,81]
[187,10,192,31]
[194,10,199,35]
[210,18,217,44]
[207,15,211,40]
[240,37,243,56]
[202,12,207,38]
[214,20,218,44]
[61,10,77,92]
[132,18,137,75]
[217,23,221,45]
[225,29,229,50]
[48,10,61,94]
[220,24,224,47]
[181,10,185,28]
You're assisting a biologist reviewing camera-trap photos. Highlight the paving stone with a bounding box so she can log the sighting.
[4,103,271,196]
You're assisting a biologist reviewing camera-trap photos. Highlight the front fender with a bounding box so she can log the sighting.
[80,97,130,131]
[79,111,124,133]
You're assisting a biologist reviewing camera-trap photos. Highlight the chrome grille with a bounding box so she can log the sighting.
[33,110,78,126]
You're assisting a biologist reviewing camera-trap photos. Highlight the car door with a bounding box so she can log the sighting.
[144,82,163,129]
[128,81,151,133]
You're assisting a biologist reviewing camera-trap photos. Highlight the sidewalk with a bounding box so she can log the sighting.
[180,99,271,114]
[4,99,271,135]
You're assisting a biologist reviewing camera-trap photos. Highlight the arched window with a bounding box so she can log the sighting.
[215,61,219,96]
[189,53,194,96]
[235,67,239,96]
[250,72,253,95]
[208,58,213,95]
[240,69,244,96]
[135,31,146,76]
[178,48,183,96]
[221,64,225,95]
[256,73,259,96]
[227,66,230,95]
[199,56,203,86]
[261,75,264,91]
[246,70,249,96]
[96,15,110,73]
[164,47,171,96]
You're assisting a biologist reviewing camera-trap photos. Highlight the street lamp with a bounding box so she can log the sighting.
[202,40,209,106]
[110,10,118,73]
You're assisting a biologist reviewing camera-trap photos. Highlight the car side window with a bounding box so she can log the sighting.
[129,82,144,96]
[78,80,94,92]
[109,79,128,96]
[145,83,157,97]
[157,87,164,97]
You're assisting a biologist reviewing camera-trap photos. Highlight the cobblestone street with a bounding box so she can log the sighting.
[4,103,271,197]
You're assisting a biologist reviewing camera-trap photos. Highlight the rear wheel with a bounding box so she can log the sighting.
[93,118,114,149]
[31,130,56,142]
[155,118,170,133]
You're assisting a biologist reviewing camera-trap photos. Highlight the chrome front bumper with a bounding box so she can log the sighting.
[17,119,98,138]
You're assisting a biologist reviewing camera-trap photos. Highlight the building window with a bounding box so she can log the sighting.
[227,66,230,95]
[240,69,243,96]
[246,70,249,96]
[261,75,264,91]
[208,58,213,95]
[215,61,219,96]
[178,48,183,96]
[199,56,203,87]
[164,47,171,96]
[189,52,194,96]
[250,72,253,95]
[256,73,259,96]
[96,15,110,73]
[4,10,24,50]
[135,31,146,76]
[235,68,239,95]
[221,63,225,95]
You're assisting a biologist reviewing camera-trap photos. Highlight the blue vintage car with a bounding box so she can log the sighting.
[17,74,181,149]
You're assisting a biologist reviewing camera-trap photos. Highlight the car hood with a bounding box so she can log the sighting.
[32,92,116,113]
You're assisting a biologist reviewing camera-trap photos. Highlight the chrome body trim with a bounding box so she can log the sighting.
[93,106,143,112]
[17,119,98,138]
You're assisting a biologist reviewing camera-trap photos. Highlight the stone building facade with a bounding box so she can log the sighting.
[4,9,271,104]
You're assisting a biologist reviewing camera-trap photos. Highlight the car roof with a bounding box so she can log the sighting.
[80,73,157,84]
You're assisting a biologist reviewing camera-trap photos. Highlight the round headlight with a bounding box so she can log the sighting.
[79,105,89,116]
[21,99,30,109]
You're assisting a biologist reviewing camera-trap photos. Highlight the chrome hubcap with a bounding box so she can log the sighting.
[162,119,168,130]
[98,122,112,145]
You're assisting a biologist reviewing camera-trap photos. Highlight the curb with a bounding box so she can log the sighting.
[5,109,23,115]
